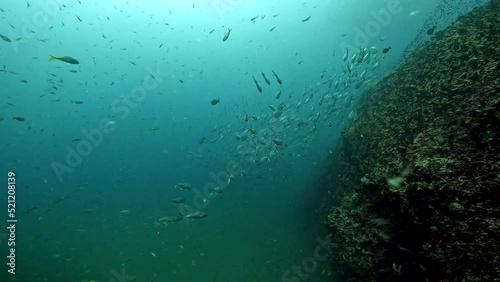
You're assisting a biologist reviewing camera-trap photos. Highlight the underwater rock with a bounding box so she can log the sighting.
[324,3,499,282]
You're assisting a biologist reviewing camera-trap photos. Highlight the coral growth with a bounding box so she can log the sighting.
[324,3,499,282]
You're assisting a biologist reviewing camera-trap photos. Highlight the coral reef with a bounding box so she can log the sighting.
[325,3,499,282]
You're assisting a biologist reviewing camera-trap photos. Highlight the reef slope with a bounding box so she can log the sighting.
[326,3,499,282]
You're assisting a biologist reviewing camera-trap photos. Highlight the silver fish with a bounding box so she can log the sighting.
[222,28,232,41]
[175,183,192,190]
[261,70,271,85]
[186,211,208,219]
[171,197,185,204]
[252,76,263,93]
[158,213,183,222]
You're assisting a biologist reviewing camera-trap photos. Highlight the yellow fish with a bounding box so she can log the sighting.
[49,54,80,64]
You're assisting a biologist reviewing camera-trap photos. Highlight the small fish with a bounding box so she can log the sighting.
[171,197,185,204]
[158,213,183,222]
[269,26,276,32]
[76,15,82,22]
[176,183,192,190]
[252,76,263,93]
[70,100,83,104]
[301,16,311,22]
[398,245,414,254]
[209,29,214,34]
[199,136,207,144]
[210,99,220,105]
[409,10,420,16]
[186,211,208,219]
[261,71,271,85]
[250,15,259,21]
[72,138,81,142]
[26,206,38,214]
[382,47,392,54]
[210,186,223,196]
[271,70,282,85]
[275,91,281,99]
[222,28,232,42]
[49,55,79,64]
[272,138,284,146]
[21,79,28,83]
[148,126,159,131]
[12,116,25,122]
[51,196,68,205]
[0,33,12,42]
[343,48,349,61]
[69,69,78,73]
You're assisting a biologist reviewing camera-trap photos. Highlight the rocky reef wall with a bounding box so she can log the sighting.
[325,3,499,282]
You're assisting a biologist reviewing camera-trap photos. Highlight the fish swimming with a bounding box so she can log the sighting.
[176,183,192,190]
[252,76,263,93]
[158,213,183,222]
[186,211,208,219]
[222,28,232,42]
[0,33,12,42]
[271,70,282,85]
[273,138,284,146]
[261,71,271,85]
[12,116,25,122]
[171,197,185,204]
[49,55,80,64]
[211,186,223,194]
[210,99,220,105]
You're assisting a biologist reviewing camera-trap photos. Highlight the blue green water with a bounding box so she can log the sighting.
[0,0,487,281]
